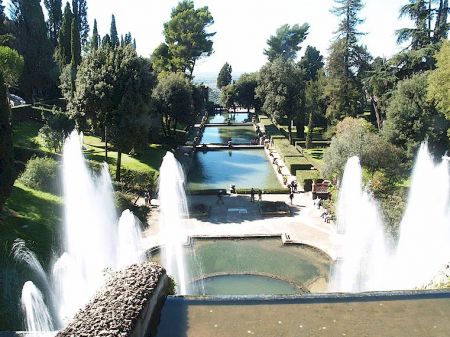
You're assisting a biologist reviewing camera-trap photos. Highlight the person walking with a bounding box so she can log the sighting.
[216,190,225,205]
[289,191,294,205]
[258,189,262,202]
[250,188,255,202]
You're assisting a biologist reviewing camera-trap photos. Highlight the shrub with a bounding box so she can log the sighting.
[296,170,320,191]
[284,156,313,174]
[119,169,159,194]
[38,108,75,153]
[18,157,59,194]
[114,191,150,224]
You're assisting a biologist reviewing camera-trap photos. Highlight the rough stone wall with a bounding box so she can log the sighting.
[57,262,167,337]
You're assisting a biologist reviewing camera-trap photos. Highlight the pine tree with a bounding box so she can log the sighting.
[44,0,63,46]
[71,0,89,46]
[110,14,118,47]
[56,2,73,68]
[0,0,6,32]
[0,71,14,210]
[71,18,81,66]
[91,19,99,51]
[9,0,54,100]
[326,0,370,121]
[101,34,111,48]
[133,38,136,50]
[217,62,232,89]
[434,0,449,42]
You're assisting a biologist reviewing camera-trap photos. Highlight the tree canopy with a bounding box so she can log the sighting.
[0,46,24,88]
[217,62,232,89]
[264,23,309,62]
[427,40,450,120]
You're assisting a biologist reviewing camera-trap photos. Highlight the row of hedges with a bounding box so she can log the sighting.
[295,140,331,148]
[296,169,320,191]
[259,115,283,137]
[272,138,302,159]
[284,156,314,175]
[10,105,43,122]
[235,188,289,194]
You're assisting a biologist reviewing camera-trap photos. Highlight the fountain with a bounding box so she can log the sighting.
[158,152,190,294]
[332,143,450,292]
[17,131,145,333]
[21,281,54,336]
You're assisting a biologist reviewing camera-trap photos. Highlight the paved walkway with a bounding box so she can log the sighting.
[143,192,342,260]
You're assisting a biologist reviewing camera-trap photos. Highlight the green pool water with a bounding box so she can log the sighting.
[192,274,299,295]
[208,112,251,124]
[151,238,331,295]
[187,149,280,190]
[200,126,256,144]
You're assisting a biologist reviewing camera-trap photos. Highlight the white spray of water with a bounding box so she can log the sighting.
[158,152,190,294]
[19,131,145,330]
[21,281,54,336]
[332,144,450,291]
[117,210,144,269]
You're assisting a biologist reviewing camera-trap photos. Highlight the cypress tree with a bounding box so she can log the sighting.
[56,2,73,68]
[70,18,81,66]
[71,0,89,46]
[9,0,54,101]
[44,0,63,46]
[133,38,136,50]
[0,0,5,32]
[91,19,99,51]
[110,14,118,47]
[101,34,111,48]
[217,62,232,89]
[0,71,14,211]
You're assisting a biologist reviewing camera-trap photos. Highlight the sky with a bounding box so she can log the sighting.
[10,0,413,76]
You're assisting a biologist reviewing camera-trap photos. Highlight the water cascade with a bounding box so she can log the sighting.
[158,152,190,294]
[21,281,54,336]
[18,131,145,332]
[332,144,450,291]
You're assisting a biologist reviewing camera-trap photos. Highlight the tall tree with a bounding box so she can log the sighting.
[56,2,73,68]
[326,0,370,122]
[44,0,62,46]
[110,14,118,47]
[0,71,14,211]
[216,62,232,89]
[70,18,81,66]
[234,72,260,112]
[256,58,304,142]
[298,45,323,81]
[163,0,215,78]
[9,0,54,101]
[427,40,450,120]
[0,46,24,89]
[152,72,194,138]
[264,23,310,62]
[304,70,327,148]
[433,0,449,42]
[0,0,5,27]
[396,0,430,49]
[91,18,99,51]
[71,0,89,46]
[68,45,154,181]
[383,73,449,159]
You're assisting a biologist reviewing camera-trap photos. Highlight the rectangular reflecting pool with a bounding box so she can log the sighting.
[187,149,281,190]
[207,112,251,124]
[200,126,256,144]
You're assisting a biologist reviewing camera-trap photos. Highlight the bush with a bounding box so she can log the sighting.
[235,188,289,194]
[284,156,313,174]
[114,191,150,224]
[272,138,301,159]
[38,108,75,153]
[18,157,59,194]
[119,169,159,194]
[296,170,320,191]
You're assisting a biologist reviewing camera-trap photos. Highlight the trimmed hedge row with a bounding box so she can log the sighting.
[10,105,43,122]
[272,138,301,159]
[259,116,283,137]
[295,140,331,148]
[235,188,289,194]
[296,169,320,192]
[284,156,314,175]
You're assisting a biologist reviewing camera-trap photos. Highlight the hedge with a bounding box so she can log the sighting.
[295,140,331,148]
[284,156,314,175]
[187,189,227,195]
[296,169,320,192]
[259,116,283,137]
[13,146,59,162]
[272,138,302,159]
[235,188,289,194]
[10,105,43,122]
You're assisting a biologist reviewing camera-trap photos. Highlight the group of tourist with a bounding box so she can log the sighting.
[250,188,263,202]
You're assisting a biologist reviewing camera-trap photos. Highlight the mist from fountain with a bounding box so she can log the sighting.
[332,143,450,292]
[18,131,145,332]
[158,152,190,295]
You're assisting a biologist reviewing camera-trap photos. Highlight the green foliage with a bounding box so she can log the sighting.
[234,72,260,111]
[163,0,215,77]
[70,18,81,66]
[383,73,449,160]
[114,190,149,223]
[71,0,89,46]
[256,58,305,141]
[39,107,74,150]
[272,138,302,159]
[167,276,177,295]
[298,45,324,81]
[264,23,309,62]
[219,83,236,110]
[0,45,24,87]
[18,157,59,194]
[296,169,320,191]
[91,19,99,51]
[427,40,450,120]
[118,169,158,194]
[323,117,405,179]
[43,0,62,46]
[217,62,232,89]
[9,0,54,100]
[0,71,14,209]
[55,2,73,69]
[304,70,327,148]
[152,72,193,138]
[110,14,119,47]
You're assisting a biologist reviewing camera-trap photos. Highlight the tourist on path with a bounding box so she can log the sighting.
[250,188,255,202]
[258,189,262,201]
[289,192,294,205]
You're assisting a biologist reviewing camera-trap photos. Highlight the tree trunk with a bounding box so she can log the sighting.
[306,111,314,149]
[115,151,122,182]
[104,126,108,162]
[371,96,383,130]
[295,117,305,139]
[288,122,292,145]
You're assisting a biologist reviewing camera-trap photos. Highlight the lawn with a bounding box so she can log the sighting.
[12,119,49,152]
